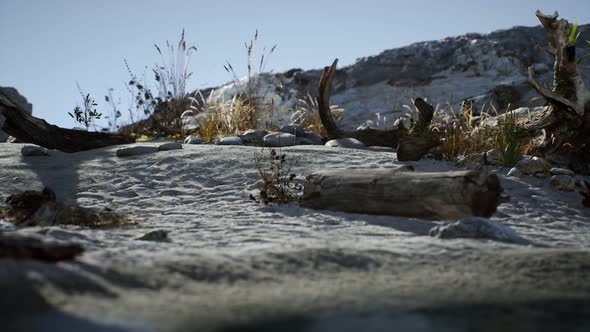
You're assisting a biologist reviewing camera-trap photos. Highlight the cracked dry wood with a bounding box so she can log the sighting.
[302,168,507,220]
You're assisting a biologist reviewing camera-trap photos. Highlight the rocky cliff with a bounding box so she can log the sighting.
[196,24,590,130]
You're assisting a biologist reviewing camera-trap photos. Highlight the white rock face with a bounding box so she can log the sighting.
[196,26,586,131]
[429,217,528,244]
[325,138,366,149]
[550,175,576,192]
[263,132,297,147]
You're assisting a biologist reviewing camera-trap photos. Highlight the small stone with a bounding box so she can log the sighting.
[217,136,243,145]
[485,149,503,166]
[302,131,323,145]
[239,129,268,145]
[507,167,522,177]
[549,167,574,176]
[158,142,183,151]
[367,146,395,152]
[136,230,170,242]
[295,137,316,145]
[325,138,366,149]
[534,172,548,179]
[279,124,306,137]
[516,156,551,175]
[263,132,297,147]
[429,217,528,244]
[465,161,482,170]
[116,146,159,157]
[550,175,576,191]
[21,146,49,157]
[184,135,204,145]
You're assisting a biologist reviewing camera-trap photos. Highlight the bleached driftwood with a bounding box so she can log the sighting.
[316,59,439,159]
[302,168,507,220]
[0,91,134,152]
[316,59,401,148]
[526,10,590,173]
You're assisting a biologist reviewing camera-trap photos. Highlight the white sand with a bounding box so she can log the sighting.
[1,143,589,332]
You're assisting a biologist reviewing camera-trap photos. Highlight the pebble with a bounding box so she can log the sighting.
[116,146,159,157]
[21,146,49,157]
[325,138,366,149]
[158,142,183,151]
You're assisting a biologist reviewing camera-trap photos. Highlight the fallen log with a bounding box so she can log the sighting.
[302,168,507,220]
[0,233,84,262]
[0,91,134,152]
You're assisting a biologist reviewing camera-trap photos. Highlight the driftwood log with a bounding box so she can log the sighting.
[526,10,590,173]
[317,59,439,159]
[0,233,84,262]
[317,59,400,148]
[302,167,507,220]
[0,91,134,152]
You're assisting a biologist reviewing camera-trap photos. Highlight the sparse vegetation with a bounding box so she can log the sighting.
[251,148,302,204]
[69,82,102,130]
[493,110,524,166]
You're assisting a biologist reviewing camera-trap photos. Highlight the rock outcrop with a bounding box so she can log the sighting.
[193,25,590,130]
[0,86,33,142]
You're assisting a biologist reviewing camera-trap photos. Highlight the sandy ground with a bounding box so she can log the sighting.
[1,142,589,332]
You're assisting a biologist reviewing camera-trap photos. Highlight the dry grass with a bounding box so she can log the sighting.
[251,148,302,204]
[291,94,343,137]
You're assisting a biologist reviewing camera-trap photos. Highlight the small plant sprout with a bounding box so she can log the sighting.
[252,148,302,204]
[69,82,102,130]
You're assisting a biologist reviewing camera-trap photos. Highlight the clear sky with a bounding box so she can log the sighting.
[1,0,590,129]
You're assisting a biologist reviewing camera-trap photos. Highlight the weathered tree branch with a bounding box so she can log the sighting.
[396,98,440,161]
[0,91,135,152]
[316,59,341,140]
[316,59,411,148]
[527,66,583,115]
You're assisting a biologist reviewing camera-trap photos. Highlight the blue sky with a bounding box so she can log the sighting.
[1,0,589,129]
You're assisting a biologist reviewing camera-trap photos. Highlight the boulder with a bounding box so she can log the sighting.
[550,175,576,191]
[263,132,297,147]
[429,217,528,244]
[325,138,366,149]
